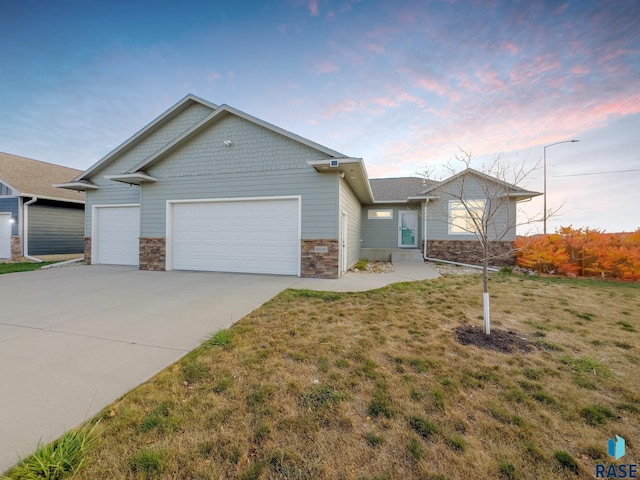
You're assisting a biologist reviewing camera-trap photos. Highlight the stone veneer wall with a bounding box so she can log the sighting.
[301,239,339,279]
[84,237,91,264]
[11,236,21,261]
[425,240,515,267]
[139,237,166,271]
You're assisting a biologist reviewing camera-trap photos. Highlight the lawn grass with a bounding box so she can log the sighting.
[15,273,640,479]
[0,262,56,274]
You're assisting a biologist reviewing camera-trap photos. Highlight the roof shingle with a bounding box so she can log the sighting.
[369,177,439,202]
[0,152,85,203]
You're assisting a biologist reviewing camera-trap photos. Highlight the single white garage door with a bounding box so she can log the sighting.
[93,205,140,266]
[0,213,12,259]
[170,197,299,275]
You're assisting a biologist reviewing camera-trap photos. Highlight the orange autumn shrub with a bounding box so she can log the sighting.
[516,227,640,280]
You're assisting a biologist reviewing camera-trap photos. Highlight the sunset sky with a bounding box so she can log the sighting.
[1,0,639,233]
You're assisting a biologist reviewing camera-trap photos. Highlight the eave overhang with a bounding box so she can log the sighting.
[53,181,99,192]
[307,157,375,204]
[104,172,157,185]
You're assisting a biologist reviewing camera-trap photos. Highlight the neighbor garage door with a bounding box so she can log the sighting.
[170,197,299,275]
[0,213,11,258]
[93,205,140,266]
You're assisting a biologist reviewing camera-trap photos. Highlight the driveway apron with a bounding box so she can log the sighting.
[0,265,297,472]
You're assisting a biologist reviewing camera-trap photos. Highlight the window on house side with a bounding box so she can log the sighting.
[368,209,393,219]
[449,200,485,234]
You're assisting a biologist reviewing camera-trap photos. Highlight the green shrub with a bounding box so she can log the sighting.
[3,421,100,480]
[207,329,232,346]
[553,450,580,474]
[407,438,423,460]
[408,416,439,439]
[129,448,165,478]
[580,405,615,426]
[498,461,517,479]
[364,432,384,447]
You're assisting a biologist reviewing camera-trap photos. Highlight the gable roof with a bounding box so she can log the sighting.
[370,177,439,202]
[73,94,219,182]
[72,94,346,182]
[419,168,540,199]
[0,152,85,203]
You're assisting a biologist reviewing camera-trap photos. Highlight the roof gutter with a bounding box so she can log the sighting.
[23,197,43,263]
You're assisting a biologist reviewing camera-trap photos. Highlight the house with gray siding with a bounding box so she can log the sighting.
[0,152,85,260]
[56,94,539,278]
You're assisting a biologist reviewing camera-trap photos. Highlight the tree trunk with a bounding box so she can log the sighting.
[483,246,490,335]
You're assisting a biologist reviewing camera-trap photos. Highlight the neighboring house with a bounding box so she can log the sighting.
[56,94,539,278]
[0,152,85,260]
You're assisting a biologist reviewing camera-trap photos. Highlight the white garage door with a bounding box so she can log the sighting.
[0,213,12,259]
[170,197,299,275]
[94,206,140,266]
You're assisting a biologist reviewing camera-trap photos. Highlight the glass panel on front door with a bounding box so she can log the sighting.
[399,211,417,247]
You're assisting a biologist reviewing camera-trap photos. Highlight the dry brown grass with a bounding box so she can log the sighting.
[72,274,639,479]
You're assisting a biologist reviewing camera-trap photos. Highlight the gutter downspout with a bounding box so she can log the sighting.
[23,197,43,263]
[422,200,428,261]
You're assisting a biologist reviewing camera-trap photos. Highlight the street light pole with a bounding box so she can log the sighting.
[543,139,580,235]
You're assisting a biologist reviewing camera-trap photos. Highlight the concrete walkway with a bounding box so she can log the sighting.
[291,260,440,292]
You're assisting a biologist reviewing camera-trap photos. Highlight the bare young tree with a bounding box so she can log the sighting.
[422,149,542,334]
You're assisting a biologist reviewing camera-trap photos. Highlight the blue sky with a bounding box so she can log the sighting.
[1,0,639,233]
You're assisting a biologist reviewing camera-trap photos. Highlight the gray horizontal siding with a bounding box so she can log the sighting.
[361,204,422,249]
[140,169,338,239]
[84,185,141,235]
[0,197,19,235]
[29,204,84,254]
[339,177,361,268]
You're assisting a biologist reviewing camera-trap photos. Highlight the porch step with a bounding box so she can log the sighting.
[391,250,424,263]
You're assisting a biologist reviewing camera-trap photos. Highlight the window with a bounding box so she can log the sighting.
[449,200,485,234]
[368,209,393,219]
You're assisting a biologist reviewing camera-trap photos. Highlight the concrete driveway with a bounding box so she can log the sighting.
[0,265,297,472]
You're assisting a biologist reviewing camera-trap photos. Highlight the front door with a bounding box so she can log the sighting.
[398,210,418,248]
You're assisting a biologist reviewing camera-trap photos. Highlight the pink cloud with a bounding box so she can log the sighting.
[206,71,221,82]
[571,64,590,75]
[554,3,569,14]
[414,77,447,96]
[367,43,385,54]
[314,60,340,75]
[308,0,319,16]
[323,98,360,119]
[501,43,520,55]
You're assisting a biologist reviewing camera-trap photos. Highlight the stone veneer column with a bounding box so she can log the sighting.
[301,239,339,279]
[425,240,515,266]
[139,237,166,271]
[11,236,21,261]
[84,237,91,264]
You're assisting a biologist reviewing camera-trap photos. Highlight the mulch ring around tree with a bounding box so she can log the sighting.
[454,325,532,354]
